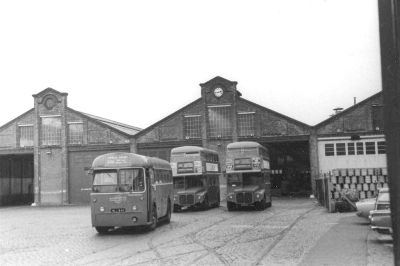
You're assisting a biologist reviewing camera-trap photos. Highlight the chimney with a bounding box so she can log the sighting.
[353,97,357,105]
[333,107,343,114]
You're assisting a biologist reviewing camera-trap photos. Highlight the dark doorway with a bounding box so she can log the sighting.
[0,154,34,206]
[263,141,311,197]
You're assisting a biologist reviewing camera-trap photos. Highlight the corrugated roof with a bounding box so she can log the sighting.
[81,112,141,136]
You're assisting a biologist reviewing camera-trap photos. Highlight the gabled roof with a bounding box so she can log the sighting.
[0,109,35,131]
[133,98,203,138]
[314,91,382,128]
[239,97,311,129]
[32,87,68,98]
[199,76,238,87]
[67,107,141,136]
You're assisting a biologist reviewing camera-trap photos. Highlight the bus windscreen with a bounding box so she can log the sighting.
[93,170,118,193]
[119,169,145,192]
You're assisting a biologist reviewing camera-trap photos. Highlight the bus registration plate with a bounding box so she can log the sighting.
[111,208,126,213]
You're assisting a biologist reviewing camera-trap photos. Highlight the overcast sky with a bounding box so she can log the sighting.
[0,0,381,129]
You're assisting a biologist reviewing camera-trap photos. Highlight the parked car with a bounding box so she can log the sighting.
[356,197,377,218]
[370,209,392,234]
[369,188,392,234]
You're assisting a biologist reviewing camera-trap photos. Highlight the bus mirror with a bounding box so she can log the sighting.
[85,167,93,175]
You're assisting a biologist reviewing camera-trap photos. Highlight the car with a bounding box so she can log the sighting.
[356,197,377,218]
[373,188,390,211]
[369,188,392,234]
[370,209,392,234]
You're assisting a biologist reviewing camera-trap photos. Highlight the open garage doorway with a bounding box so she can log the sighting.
[0,154,34,206]
[263,141,311,197]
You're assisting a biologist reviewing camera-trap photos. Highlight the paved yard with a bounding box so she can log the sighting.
[0,198,393,265]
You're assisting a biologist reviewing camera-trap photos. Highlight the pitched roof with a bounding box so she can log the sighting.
[314,91,382,128]
[66,107,141,136]
[79,111,142,136]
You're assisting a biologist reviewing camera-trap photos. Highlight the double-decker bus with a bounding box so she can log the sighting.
[90,152,173,233]
[225,141,271,211]
[170,146,221,211]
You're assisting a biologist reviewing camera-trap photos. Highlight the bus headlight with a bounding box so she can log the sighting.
[99,206,105,212]
[132,205,137,211]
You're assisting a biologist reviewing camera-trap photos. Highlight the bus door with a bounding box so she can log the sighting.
[146,168,153,222]
[150,168,162,218]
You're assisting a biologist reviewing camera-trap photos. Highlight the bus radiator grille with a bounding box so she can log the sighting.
[179,194,195,205]
[236,192,253,204]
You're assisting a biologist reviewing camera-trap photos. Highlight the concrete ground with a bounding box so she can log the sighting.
[0,198,394,265]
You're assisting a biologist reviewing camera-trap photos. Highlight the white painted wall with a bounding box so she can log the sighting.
[318,135,387,174]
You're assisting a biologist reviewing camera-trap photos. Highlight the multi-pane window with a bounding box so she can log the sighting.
[377,141,386,154]
[347,143,355,155]
[365,142,376,154]
[183,115,201,139]
[41,117,62,146]
[19,125,34,147]
[208,105,232,138]
[356,142,364,155]
[336,143,346,156]
[325,144,334,156]
[238,112,255,137]
[68,122,84,144]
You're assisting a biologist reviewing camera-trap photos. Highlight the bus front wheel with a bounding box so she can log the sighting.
[165,200,171,224]
[95,226,112,234]
[227,201,236,211]
[149,205,157,230]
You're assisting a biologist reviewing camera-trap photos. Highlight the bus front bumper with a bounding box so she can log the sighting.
[92,212,149,227]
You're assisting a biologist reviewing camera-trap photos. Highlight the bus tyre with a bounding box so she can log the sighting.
[173,205,181,213]
[227,201,235,211]
[95,226,111,234]
[149,205,157,231]
[261,195,267,210]
[203,196,209,210]
[165,200,171,224]
[215,195,220,208]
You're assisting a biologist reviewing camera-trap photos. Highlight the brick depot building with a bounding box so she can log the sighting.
[0,77,386,206]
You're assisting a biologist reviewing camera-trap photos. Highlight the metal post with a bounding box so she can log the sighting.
[378,0,400,264]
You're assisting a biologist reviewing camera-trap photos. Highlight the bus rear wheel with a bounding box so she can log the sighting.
[95,226,112,234]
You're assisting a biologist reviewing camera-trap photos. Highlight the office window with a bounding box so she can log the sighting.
[347,143,355,155]
[41,117,61,146]
[325,144,334,156]
[365,142,376,154]
[208,106,232,138]
[19,125,34,147]
[336,143,346,156]
[238,112,255,137]
[183,115,201,139]
[68,123,83,144]
[356,142,364,155]
[377,141,386,154]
